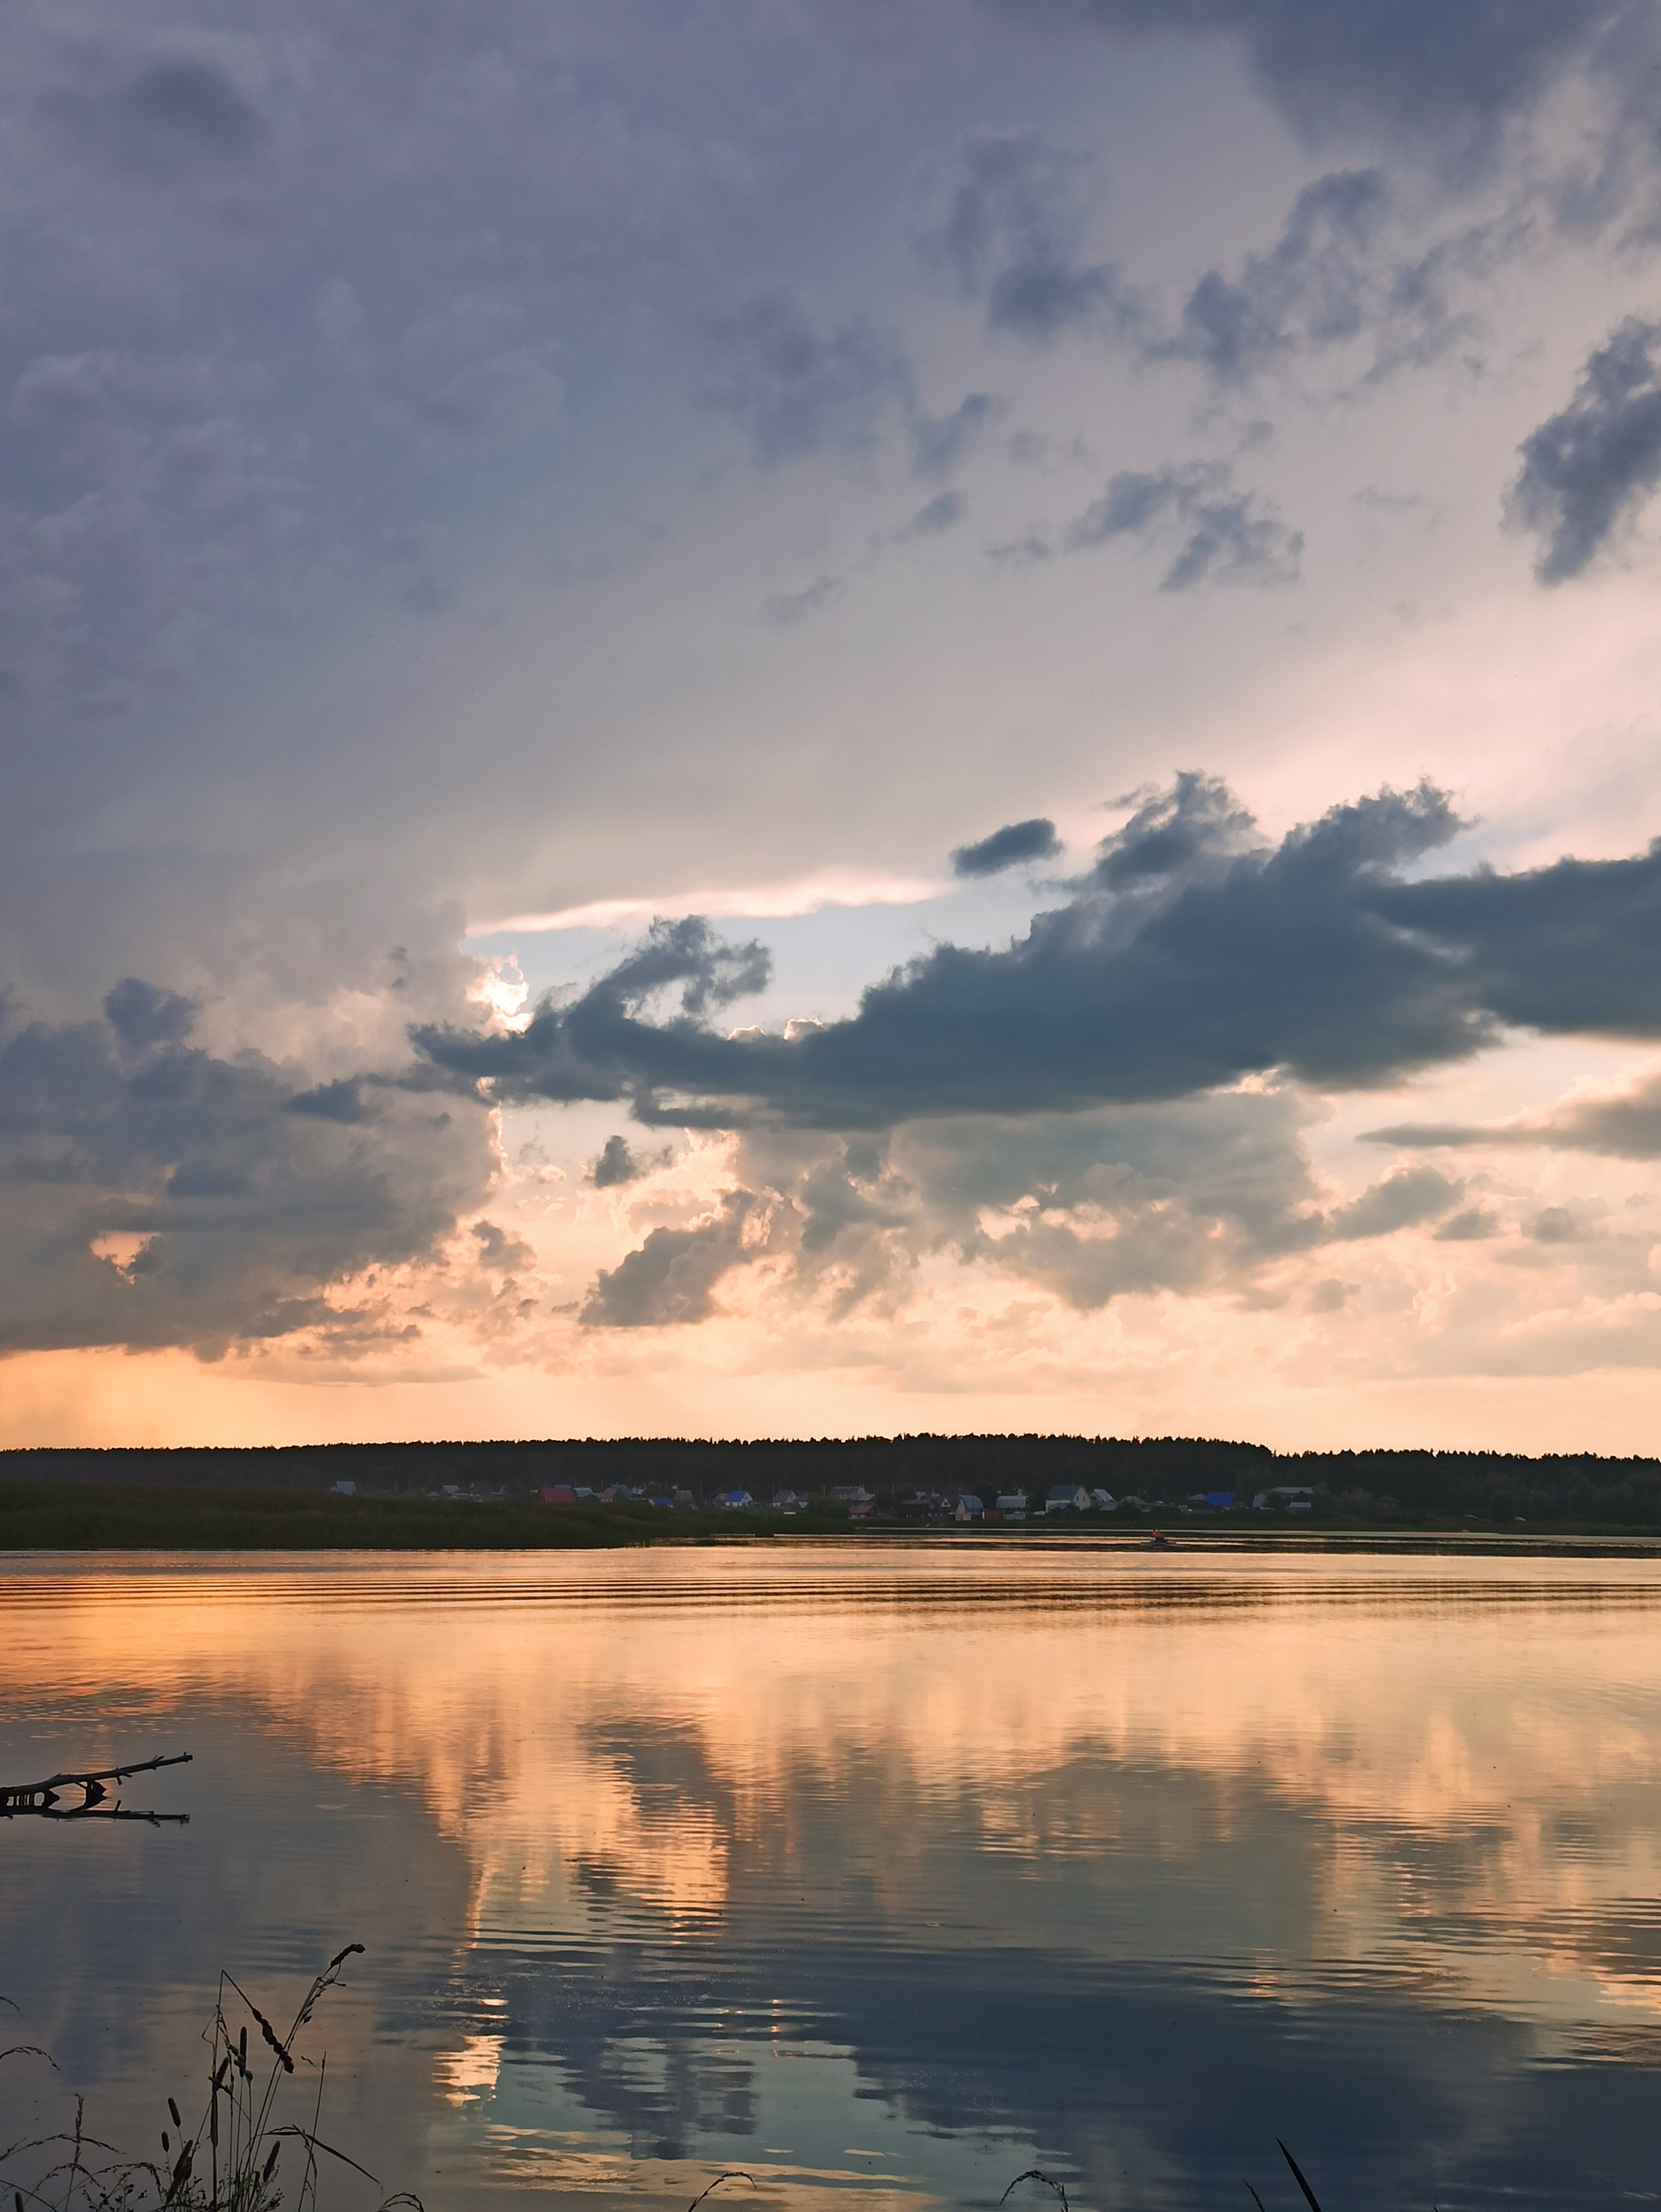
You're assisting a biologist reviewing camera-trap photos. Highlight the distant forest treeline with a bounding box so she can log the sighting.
[5,1436,1661,1523]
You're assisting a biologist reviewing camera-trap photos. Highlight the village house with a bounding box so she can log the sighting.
[1045,1484,1091,1513]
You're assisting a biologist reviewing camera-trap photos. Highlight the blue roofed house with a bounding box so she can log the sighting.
[713,1489,753,1510]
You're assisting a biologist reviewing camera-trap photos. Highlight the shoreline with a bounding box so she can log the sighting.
[4,1481,1661,1559]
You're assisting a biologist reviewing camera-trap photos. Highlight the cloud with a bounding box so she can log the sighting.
[1365,1064,1661,1158]
[104,976,199,1050]
[285,1076,375,1124]
[416,769,1661,1136]
[1510,319,1661,582]
[1530,1202,1590,1242]
[416,773,1661,1146]
[762,572,848,628]
[45,57,270,180]
[394,345,564,447]
[1322,1164,1461,1239]
[911,392,1000,478]
[759,486,964,629]
[581,1194,754,1327]
[0,349,311,722]
[0,980,495,1357]
[909,490,963,534]
[951,817,1062,877]
[922,131,1140,342]
[692,289,913,465]
[577,1088,1469,1328]
[589,1133,652,1187]
[1167,169,1390,379]
[1000,0,1645,174]
[1435,1206,1501,1241]
[1062,461,1304,589]
[472,1218,533,1271]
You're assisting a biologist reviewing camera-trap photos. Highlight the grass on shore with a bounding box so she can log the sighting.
[0,1481,792,1553]
[5,1479,1659,1554]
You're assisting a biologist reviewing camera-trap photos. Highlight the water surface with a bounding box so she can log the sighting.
[3,1543,1661,2212]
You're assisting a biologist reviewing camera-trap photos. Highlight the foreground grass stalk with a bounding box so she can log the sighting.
[1,1948,416,2212]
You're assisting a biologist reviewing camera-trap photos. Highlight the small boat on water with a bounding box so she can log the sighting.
[1144,1530,1173,1550]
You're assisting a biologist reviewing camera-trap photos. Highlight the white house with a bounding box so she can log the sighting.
[955,1493,985,1522]
[713,1489,753,1510]
[1089,1489,1115,1511]
[1253,1485,1315,1509]
[1045,1484,1091,1513]
[995,1493,1027,1521]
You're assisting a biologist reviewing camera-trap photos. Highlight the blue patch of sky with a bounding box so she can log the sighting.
[465,868,1057,1031]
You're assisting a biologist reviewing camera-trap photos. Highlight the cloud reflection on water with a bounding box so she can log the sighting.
[4,1546,1661,2210]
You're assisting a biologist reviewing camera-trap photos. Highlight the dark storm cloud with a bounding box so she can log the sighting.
[1510,319,1661,581]
[951,817,1062,877]
[691,290,914,465]
[0,981,492,1355]
[998,0,1646,172]
[421,778,1661,1138]
[418,773,1661,1136]
[1062,461,1304,589]
[923,131,1140,342]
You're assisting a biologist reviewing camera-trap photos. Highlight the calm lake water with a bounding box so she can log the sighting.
[4,1542,1661,2212]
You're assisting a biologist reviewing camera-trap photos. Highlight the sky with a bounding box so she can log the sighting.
[11,0,1661,1448]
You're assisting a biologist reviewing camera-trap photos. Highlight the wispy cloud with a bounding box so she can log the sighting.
[475,872,945,936]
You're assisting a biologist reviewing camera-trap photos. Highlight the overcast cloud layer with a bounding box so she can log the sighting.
[11,0,1661,1446]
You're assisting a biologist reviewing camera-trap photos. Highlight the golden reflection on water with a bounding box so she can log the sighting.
[5,1544,1661,2212]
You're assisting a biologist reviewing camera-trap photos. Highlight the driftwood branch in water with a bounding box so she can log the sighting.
[1,1751,191,1824]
